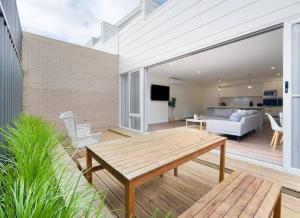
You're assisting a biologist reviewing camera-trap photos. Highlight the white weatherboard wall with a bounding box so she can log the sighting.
[149,74,204,124]
[94,0,300,73]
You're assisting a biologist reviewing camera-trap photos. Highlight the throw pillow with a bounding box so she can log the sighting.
[229,112,243,122]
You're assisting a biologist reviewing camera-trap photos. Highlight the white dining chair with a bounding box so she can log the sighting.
[59,111,101,149]
[279,112,283,127]
[265,113,283,149]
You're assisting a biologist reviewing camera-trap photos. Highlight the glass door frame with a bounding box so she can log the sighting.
[119,68,148,133]
[283,16,300,170]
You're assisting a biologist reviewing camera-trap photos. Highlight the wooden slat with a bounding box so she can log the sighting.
[208,175,256,218]
[126,141,225,181]
[87,128,226,218]
[105,133,209,163]
[254,183,282,217]
[95,131,216,162]
[198,152,300,193]
[239,180,273,217]
[178,171,241,218]
[87,128,225,181]
[117,137,222,175]
[224,177,264,217]
[105,133,207,166]
[193,173,248,217]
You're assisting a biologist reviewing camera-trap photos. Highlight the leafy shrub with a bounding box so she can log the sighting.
[0,114,103,217]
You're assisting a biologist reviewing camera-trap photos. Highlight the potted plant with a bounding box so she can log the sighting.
[168,97,177,123]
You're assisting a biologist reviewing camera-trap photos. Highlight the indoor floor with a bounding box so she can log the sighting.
[148,120,283,166]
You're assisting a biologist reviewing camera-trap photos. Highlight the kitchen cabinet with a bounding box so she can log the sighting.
[263,80,283,97]
[219,86,234,97]
[219,83,263,97]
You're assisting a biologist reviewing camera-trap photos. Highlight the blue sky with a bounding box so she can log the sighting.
[16,0,140,45]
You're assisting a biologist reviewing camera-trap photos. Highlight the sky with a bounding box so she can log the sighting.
[16,0,140,45]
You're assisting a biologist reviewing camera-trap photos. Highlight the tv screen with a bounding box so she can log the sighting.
[151,85,170,101]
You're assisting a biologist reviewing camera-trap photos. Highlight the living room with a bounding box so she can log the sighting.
[147,28,283,166]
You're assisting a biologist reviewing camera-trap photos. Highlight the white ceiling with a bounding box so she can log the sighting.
[149,29,283,84]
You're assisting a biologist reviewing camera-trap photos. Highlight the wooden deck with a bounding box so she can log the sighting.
[86,159,300,218]
[148,120,283,165]
[79,130,300,218]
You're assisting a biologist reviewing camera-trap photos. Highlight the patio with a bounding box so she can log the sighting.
[77,130,300,218]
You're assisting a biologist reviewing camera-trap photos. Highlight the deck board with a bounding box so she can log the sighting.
[86,159,300,218]
[83,130,300,217]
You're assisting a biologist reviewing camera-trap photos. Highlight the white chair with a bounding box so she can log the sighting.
[265,113,283,149]
[279,112,283,127]
[59,111,101,149]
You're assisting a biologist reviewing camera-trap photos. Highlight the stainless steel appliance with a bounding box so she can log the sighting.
[263,90,282,106]
[263,90,278,98]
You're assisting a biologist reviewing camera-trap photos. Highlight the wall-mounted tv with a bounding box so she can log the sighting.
[151,85,170,101]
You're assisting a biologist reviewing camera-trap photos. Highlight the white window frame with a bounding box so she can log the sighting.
[119,68,147,133]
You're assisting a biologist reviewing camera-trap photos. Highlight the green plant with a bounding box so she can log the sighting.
[168,97,176,109]
[0,114,104,217]
[168,97,177,122]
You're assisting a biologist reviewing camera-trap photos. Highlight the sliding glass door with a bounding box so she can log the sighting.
[120,71,141,131]
[283,18,300,169]
[129,71,141,130]
[291,22,300,169]
[120,73,129,128]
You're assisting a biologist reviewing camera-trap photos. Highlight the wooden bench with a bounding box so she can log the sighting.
[53,145,114,218]
[179,171,282,218]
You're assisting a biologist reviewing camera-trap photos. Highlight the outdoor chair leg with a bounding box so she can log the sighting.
[174,167,178,177]
[274,194,281,218]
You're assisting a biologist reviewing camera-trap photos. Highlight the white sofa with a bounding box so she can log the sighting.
[204,108,262,141]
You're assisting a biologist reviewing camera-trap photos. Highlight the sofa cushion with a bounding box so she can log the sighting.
[203,115,228,121]
[229,112,242,122]
[229,110,249,122]
[214,109,234,118]
[246,110,258,115]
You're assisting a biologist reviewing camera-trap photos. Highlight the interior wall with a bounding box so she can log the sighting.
[148,73,204,124]
[203,85,220,112]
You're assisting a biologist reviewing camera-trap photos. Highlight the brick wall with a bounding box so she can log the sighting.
[22,32,119,132]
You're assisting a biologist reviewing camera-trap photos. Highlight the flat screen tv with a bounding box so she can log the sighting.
[151,85,170,101]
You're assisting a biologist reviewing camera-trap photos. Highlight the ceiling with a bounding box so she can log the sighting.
[149,29,283,84]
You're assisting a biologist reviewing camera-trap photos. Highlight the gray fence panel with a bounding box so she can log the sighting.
[0,0,23,130]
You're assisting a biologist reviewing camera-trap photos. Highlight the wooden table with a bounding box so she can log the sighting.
[186,118,206,131]
[86,128,226,218]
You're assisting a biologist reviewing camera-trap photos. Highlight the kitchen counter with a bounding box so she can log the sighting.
[207,106,264,110]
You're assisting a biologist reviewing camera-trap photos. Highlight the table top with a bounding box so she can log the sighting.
[87,128,226,182]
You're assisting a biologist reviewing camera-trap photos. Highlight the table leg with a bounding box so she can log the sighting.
[86,149,92,184]
[125,182,135,218]
[186,121,188,128]
[219,142,226,183]
[200,122,203,131]
[174,167,178,176]
[274,193,281,218]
